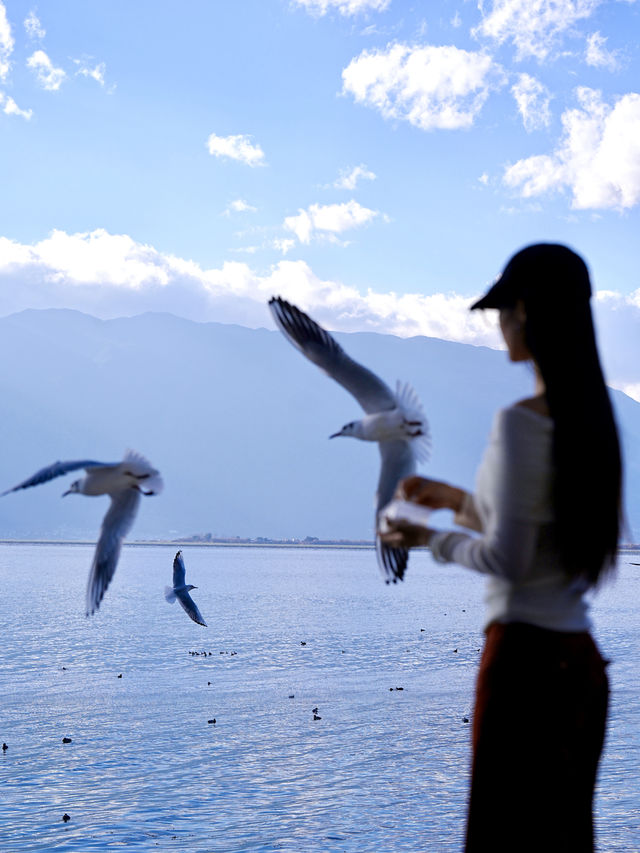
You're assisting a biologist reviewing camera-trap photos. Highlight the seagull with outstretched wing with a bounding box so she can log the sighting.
[2,450,163,615]
[268,296,430,583]
[165,550,207,626]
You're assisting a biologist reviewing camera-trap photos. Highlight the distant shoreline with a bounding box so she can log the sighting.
[0,538,377,551]
[0,539,639,554]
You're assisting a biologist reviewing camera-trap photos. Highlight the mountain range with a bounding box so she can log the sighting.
[1,308,638,543]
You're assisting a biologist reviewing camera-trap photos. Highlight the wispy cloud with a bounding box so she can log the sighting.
[474,0,600,61]
[26,49,66,90]
[0,1,14,81]
[273,237,296,255]
[283,200,380,244]
[206,133,266,167]
[291,0,390,16]
[0,91,32,119]
[503,87,640,210]
[585,31,619,71]
[224,199,258,216]
[511,73,551,131]
[333,164,376,190]
[342,42,505,131]
[24,10,45,40]
[73,57,107,87]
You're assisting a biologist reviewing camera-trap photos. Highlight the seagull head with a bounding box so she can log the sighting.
[330,420,362,439]
[62,480,82,497]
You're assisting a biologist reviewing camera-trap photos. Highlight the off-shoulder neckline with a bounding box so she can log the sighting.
[506,404,553,425]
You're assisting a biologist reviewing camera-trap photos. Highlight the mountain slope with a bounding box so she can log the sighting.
[0,309,638,542]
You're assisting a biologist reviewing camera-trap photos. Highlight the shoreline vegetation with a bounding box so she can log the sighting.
[0,537,639,553]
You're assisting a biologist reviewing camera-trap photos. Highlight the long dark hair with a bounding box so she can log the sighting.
[475,244,623,584]
[526,294,622,583]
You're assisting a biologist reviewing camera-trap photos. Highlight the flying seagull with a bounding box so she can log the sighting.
[268,296,430,582]
[165,550,207,626]
[2,450,163,615]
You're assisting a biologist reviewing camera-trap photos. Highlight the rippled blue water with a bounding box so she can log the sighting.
[0,544,639,852]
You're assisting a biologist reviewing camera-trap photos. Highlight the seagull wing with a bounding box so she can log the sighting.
[269,297,396,414]
[86,488,141,616]
[375,440,417,584]
[376,441,416,513]
[176,588,207,627]
[172,551,186,588]
[1,460,111,495]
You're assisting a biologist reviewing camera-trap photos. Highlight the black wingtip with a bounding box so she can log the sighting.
[376,537,409,584]
[268,295,339,352]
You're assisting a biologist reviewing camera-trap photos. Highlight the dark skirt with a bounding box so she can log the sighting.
[465,621,609,853]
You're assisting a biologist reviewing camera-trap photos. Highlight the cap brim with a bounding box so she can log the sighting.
[470,267,515,311]
[470,281,507,311]
[470,293,497,310]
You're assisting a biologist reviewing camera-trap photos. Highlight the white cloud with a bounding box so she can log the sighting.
[206,133,265,167]
[74,58,107,87]
[24,10,45,40]
[593,290,640,401]
[284,200,380,244]
[504,87,640,210]
[0,229,171,288]
[619,383,640,403]
[0,228,492,342]
[333,164,376,190]
[224,199,257,216]
[0,228,638,397]
[511,73,551,131]
[474,0,600,61]
[273,237,296,255]
[342,42,505,131]
[292,0,390,16]
[26,49,66,91]
[230,245,260,255]
[585,31,619,71]
[0,91,32,119]
[0,1,14,81]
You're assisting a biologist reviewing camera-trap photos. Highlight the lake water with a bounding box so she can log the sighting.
[1,543,639,852]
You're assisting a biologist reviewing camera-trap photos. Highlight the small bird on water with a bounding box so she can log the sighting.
[165,550,207,627]
[2,450,163,615]
[268,296,430,582]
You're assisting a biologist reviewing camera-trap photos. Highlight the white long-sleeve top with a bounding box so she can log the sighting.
[429,405,591,632]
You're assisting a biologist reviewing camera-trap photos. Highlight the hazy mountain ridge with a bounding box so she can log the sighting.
[1,308,638,542]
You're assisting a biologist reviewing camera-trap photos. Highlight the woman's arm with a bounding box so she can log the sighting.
[398,476,484,532]
[429,516,541,581]
[382,408,551,582]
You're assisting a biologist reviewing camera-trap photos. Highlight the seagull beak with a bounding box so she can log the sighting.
[329,431,341,439]
[62,489,71,497]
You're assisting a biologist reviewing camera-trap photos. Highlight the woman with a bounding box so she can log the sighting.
[381,243,622,852]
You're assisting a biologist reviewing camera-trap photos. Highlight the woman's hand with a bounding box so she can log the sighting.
[379,518,436,550]
[396,476,465,513]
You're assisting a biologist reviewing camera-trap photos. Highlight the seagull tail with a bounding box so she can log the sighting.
[123,449,164,495]
[164,586,177,604]
[395,380,431,464]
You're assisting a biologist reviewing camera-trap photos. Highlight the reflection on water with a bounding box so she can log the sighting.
[0,544,638,851]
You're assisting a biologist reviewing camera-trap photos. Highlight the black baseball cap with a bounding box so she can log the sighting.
[471,243,592,311]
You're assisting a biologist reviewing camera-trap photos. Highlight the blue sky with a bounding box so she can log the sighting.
[1,0,639,396]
